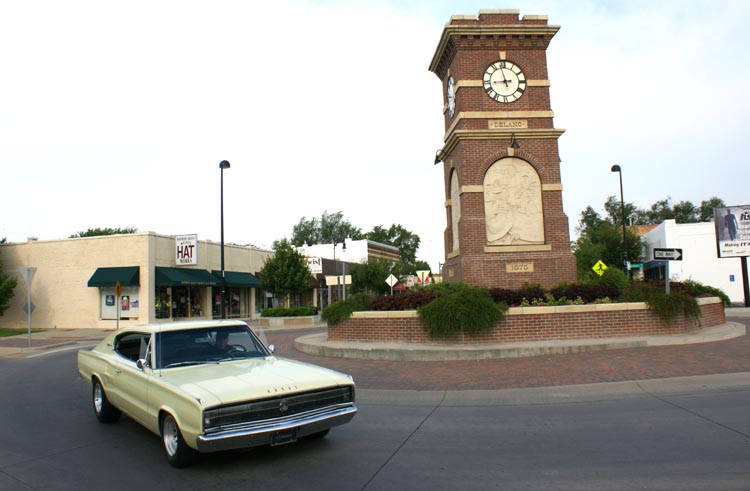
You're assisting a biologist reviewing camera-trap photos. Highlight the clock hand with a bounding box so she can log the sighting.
[498,68,510,87]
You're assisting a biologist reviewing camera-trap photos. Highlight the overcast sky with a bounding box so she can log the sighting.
[1,0,747,271]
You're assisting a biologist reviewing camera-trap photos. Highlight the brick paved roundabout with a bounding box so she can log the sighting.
[266,316,750,391]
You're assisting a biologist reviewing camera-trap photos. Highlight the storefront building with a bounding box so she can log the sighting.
[0,232,272,330]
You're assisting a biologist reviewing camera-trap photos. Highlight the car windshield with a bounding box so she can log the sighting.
[154,325,270,369]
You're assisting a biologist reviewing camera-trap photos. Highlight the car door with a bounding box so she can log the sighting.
[109,332,152,426]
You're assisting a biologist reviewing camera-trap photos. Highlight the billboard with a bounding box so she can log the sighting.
[714,206,750,258]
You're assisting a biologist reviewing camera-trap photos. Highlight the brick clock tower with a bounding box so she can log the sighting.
[429,10,577,288]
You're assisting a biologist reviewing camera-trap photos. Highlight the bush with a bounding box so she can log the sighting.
[682,280,732,306]
[619,281,700,324]
[321,294,372,325]
[550,283,621,304]
[489,283,545,306]
[261,306,317,317]
[418,288,508,338]
[369,290,437,311]
[425,282,471,294]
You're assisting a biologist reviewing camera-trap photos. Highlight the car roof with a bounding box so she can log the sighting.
[118,320,251,335]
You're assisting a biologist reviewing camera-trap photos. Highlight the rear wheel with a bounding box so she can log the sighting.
[92,378,121,423]
[161,413,198,468]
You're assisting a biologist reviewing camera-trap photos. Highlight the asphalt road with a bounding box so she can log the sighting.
[1,347,749,490]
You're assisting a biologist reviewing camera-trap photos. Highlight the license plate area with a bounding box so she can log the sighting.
[271,428,298,446]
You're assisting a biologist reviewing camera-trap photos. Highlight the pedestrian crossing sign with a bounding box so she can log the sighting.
[592,260,608,276]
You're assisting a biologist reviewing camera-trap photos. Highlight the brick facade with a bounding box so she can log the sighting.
[430,10,577,288]
[328,298,726,345]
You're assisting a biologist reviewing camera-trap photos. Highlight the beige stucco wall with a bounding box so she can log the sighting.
[0,233,272,330]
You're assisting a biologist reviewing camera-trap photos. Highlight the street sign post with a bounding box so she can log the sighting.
[385,274,398,296]
[653,248,684,294]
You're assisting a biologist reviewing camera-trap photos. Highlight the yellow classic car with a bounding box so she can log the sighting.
[78,320,357,467]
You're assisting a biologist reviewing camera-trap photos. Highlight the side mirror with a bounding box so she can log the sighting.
[136,358,148,370]
[268,344,275,354]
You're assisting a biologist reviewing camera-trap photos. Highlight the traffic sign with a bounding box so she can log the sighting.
[592,260,608,276]
[385,274,398,287]
[653,248,683,261]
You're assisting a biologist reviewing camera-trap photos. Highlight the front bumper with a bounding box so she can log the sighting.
[196,403,357,453]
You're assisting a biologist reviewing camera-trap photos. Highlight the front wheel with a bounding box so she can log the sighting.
[92,378,121,423]
[161,414,198,468]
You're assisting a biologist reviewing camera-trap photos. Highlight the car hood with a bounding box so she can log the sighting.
[156,356,353,408]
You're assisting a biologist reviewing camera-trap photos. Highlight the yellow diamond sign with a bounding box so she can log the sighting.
[592,260,608,277]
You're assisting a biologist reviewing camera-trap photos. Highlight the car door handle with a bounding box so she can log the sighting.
[114,368,122,375]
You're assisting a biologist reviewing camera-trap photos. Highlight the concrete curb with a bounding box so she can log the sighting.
[294,322,747,362]
[356,371,750,405]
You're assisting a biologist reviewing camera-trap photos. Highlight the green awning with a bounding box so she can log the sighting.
[212,270,261,288]
[87,266,140,287]
[155,267,220,287]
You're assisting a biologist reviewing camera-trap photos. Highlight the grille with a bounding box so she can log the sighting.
[203,386,354,432]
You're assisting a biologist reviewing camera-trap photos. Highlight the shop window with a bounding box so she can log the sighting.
[155,287,172,319]
[172,287,204,318]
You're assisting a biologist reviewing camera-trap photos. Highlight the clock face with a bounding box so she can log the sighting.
[483,61,527,103]
[447,76,456,117]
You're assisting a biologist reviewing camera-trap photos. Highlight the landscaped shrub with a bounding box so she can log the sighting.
[619,281,700,324]
[261,306,317,317]
[321,294,372,325]
[369,289,437,311]
[417,288,508,338]
[488,283,545,306]
[550,283,621,304]
[681,280,731,306]
[596,267,630,289]
[425,282,471,294]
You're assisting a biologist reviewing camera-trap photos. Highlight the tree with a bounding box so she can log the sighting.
[291,211,362,247]
[259,239,312,299]
[291,212,424,265]
[603,196,646,226]
[350,258,395,296]
[364,224,421,264]
[573,210,643,279]
[602,195,726,226]
[672,200,698,223]
[69,227,137,238]
[645,198,676,224]
[699,197,726,222]
[0,246,18,315]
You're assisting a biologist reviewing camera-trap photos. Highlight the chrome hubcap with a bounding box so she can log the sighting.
[94,383,103,414]
[163,417,179,456]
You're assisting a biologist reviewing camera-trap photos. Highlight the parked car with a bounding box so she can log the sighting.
[78,320,357,467]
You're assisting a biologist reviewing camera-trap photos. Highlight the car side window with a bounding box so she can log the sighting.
[113,332,150,362]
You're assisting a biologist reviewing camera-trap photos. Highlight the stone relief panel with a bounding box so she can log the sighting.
[483,157,544,246]
[450,170,460,252]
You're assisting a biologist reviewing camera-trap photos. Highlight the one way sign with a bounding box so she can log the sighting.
[653,248,683,261]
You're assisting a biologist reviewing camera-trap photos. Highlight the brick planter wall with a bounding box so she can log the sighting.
[328,298,725,345]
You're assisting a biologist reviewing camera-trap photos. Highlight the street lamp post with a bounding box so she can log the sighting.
[611,164,628,274]
[333,239,347,302]
[219,160,231,319]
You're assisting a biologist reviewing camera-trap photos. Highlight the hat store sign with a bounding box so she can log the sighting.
[175,234,198,265]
